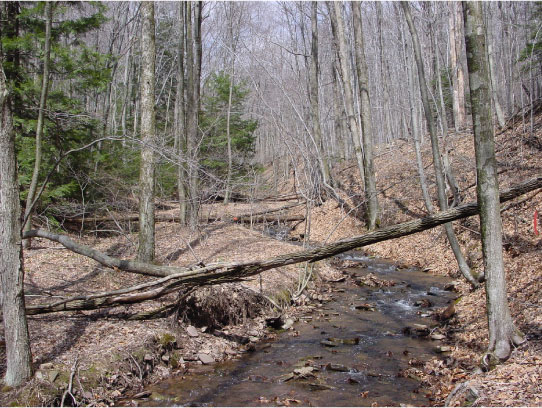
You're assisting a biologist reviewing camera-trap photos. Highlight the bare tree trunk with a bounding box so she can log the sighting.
[400,17,434,213]
[223,3,241,204]
[486,23,506,128]
[449,1,467,131]
[402,2,479,288]
[431,6,461,206]
[175,2,187,226]
[22,2,53,249]
[463,1,525,364]
[352,2,379,229]
[328,2,365,185]
[185,2,202,229]
[309,1,332,189]
[331,60,347,161]
[0,60,33,386]
[137,2,156,262]
[375,2,393,144]
[223,66,235,204]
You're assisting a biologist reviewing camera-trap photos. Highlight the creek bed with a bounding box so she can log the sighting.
[129,253,454,406]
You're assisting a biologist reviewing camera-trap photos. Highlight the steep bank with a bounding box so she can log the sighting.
[288,113,542,405]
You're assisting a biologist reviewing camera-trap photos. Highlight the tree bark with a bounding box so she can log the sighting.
[328,2,365,185]
[223,3,242,205]
[185,2,202,229]
[463,1,525,364]
[486,21,506,128]
[375,2,394,145]
[22,2,53,249]
[309,2,332,188]
[0,59,33,386]
[331,59,347,161]
[223,65,235,204]
[352,2,379,229]
[137,1,157,262]
[174,2,187,226]
[449,1,467,131]
[401,2,479,288]
[400,17,434,213]
[23,175,542,316]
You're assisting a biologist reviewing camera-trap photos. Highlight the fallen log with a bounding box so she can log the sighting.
[63,202,305,226]
[207,215,305,223]
[256,193,300,202]
[23,176,542,315]
[64,214,304,224]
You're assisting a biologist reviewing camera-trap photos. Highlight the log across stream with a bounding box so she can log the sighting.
[126,253,456,406]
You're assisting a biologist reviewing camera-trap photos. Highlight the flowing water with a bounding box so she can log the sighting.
[130,253,454,407]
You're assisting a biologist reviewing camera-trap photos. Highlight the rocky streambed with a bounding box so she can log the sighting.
[125,253,456,407]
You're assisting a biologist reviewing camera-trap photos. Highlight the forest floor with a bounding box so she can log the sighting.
[1,111,541,407]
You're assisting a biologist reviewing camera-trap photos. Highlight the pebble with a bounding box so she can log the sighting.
[186,326,199,337]
[430,333,446,340]
[48,370,59,382]
[225,348,237,355]
[435,345,452,353]
[326,363,349,372]
[320,340,339,347]
[282,318,295,330]
[427,287,441,296]
[308,382,335,391]
[198,353,215,365]
[293,366,315,376]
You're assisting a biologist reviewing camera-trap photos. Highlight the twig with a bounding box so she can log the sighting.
[500,189,542,213]
[129,353,143,381]
[60,356,79,407]
[243,285,283,312]
[179,234,204,266]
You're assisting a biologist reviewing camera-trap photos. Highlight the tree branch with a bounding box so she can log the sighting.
[23,176,542,315]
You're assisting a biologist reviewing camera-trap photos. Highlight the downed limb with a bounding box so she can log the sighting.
[23,229,179,277]
[63,202,305,226]
[23,176,542,315]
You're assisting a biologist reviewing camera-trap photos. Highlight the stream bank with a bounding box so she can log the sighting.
[123,253,455,407]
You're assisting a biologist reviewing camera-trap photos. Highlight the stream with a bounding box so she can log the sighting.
[131,253,454,407]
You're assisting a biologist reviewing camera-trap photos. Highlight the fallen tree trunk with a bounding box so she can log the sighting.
[63,202,305,226]
[23,176,542,315]
[64,214,304,224]
[211,215,304,223]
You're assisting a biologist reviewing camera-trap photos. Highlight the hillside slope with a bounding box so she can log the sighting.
[295,112,542,406]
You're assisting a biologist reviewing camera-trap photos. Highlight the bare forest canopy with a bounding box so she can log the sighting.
[5,1,540,216]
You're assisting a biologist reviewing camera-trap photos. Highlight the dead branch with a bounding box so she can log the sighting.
[208,215,305,223]
[23,229,177,277]
[22,176,542,316]
[60,357,78,407]
[63,202,305,226]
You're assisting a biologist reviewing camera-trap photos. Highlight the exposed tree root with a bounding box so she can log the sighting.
[483,330,527,368]
[176,284,267,329]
